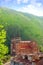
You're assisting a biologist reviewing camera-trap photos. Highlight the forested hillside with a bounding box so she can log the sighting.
[0,7,43,54]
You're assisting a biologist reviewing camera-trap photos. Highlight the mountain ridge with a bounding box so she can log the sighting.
[0,7,43,51]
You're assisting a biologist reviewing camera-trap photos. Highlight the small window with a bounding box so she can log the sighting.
[25,55,28,60]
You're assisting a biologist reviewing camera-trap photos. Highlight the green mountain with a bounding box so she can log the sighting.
[0,7,43,51]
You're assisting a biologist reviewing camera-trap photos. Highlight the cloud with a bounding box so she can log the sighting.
[36,3,42,7]
[17,3,43,16]
[23,0,29,3]
[17,0,21,4]
[16,0,43,16]
[17,0,29,4]
[30,0,42,7]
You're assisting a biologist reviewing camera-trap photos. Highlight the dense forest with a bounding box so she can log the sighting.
[0,7,43,64]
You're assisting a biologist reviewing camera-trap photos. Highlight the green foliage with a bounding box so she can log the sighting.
[39,45,43,52]
[2,55,11,63]
[0,60,3,65]
[0,44,8,58]
[0,26,6,44]
[0,25,8,64]
[0,8,43,52]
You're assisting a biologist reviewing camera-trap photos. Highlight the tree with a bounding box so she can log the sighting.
[39,45,43,52]
[0,25,8,65]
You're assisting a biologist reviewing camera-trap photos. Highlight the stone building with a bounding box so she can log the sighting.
[11,37,39,57]
[11,37,43,65]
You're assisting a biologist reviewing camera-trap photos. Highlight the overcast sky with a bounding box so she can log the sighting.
[0,0,43,16]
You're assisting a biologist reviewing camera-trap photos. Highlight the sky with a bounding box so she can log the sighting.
[0,0,43,16]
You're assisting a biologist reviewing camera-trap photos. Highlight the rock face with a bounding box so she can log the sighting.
[11,38,39,55]
[37,58,43,65]
[11,38,43,65]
